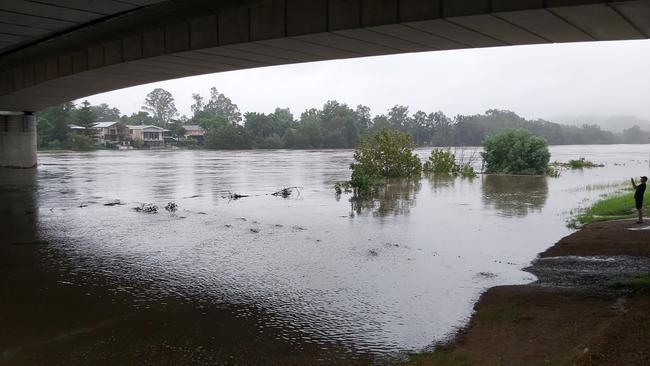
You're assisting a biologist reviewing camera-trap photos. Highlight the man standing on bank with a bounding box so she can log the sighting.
[631,176,647,224]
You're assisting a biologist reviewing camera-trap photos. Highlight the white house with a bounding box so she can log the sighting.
[126,125,168,147]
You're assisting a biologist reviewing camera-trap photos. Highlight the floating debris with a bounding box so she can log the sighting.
[133,203,158,214]
[250,228,260,233]
[271,186,301,198]
[104,200,124,206]
[165,202,178,212]
[368,249,379,257]
[229,192,249,200]
[475,272,497,279]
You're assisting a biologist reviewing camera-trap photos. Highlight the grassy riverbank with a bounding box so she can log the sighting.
[568,190,638,228]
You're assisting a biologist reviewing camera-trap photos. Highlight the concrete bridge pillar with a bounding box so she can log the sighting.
[0,113,37,169]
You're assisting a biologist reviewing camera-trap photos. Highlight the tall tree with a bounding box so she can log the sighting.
[36,102,75,144]
[190,93,204,117]
[141,88,178,126]
[75,100,97,134]
[190,88,242,126]
[91,103,121,121]
[388,105,410,131]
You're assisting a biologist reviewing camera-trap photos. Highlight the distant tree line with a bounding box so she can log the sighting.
[35,87,650,150]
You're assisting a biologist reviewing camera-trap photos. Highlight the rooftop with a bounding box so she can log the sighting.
[183,125,205,131]
[126,125,169,132]
[93,122,118,128]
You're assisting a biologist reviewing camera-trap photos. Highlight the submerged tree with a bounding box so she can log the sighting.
[481,129,550,175]
[349,129,421,192]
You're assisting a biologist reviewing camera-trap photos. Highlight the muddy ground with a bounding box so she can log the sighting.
[406,220,650,366]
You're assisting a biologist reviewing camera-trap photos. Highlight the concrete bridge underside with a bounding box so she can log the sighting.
[1,0,650,167]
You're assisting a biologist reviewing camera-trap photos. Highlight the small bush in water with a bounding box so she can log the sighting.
[351,129,421,178]
[423,149,477,178]
[346,129,422,193]
[423,149,456,173]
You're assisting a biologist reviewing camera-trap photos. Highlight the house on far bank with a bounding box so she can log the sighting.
[92,122,128,146]
[68,124,86,134]
[183,125,206,143]
[127,125,168,148]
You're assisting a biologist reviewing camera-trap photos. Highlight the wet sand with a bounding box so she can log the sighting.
[406,219,650,366]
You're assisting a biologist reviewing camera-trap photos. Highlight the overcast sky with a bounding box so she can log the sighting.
[83,39,650,121]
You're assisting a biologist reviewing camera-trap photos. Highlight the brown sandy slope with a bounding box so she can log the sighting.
[542,220,650,258]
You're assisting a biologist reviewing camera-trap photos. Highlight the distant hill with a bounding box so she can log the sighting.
[551,115,650,133]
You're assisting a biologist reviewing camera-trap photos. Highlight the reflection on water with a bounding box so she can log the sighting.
[349,178,422,217]
[425,173,460,188]
[1,145,648,364]
[0,168,38,244]
[481,174,549,217]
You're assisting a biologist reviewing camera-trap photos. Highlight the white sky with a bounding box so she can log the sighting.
[82,39,650,121]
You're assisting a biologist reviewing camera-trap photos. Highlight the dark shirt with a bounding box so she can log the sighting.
[635,182,646,200]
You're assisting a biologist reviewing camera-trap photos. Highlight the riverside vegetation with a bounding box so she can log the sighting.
[339,129,560,196]
[36,87,650,150]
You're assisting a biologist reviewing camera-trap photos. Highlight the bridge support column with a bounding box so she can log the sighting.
[0,113,37,169]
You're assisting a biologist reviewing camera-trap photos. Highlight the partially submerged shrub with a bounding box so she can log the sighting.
[351,129,422,179]
[423,148,478,178]
[546,166,561,178]
[334,181,353,195]
[343,129,421,194]
[482,129,550,175]
[423,149,456,173]
[350,168,379,194]
[551,158,604,169]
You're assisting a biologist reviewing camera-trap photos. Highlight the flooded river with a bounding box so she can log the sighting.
[1,145,649,365]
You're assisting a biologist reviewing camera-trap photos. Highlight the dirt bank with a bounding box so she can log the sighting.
[542,219,650,257]
[406,219,650,366]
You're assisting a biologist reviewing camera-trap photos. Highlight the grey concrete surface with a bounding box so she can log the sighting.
[0,114,36,168]
[0,0,649,112]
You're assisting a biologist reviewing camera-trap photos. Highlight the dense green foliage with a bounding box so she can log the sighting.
[141,88,178,125]
[422,149,478,178]
[569,191,638,228]
[347,130,421,192]
[482,130,551,175]
[352,130,422,178]
[423,149,457,173]
[63,134,95,151]
[35,88,650,151]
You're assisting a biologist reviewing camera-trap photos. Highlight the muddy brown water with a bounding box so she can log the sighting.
[1,145,649,365]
